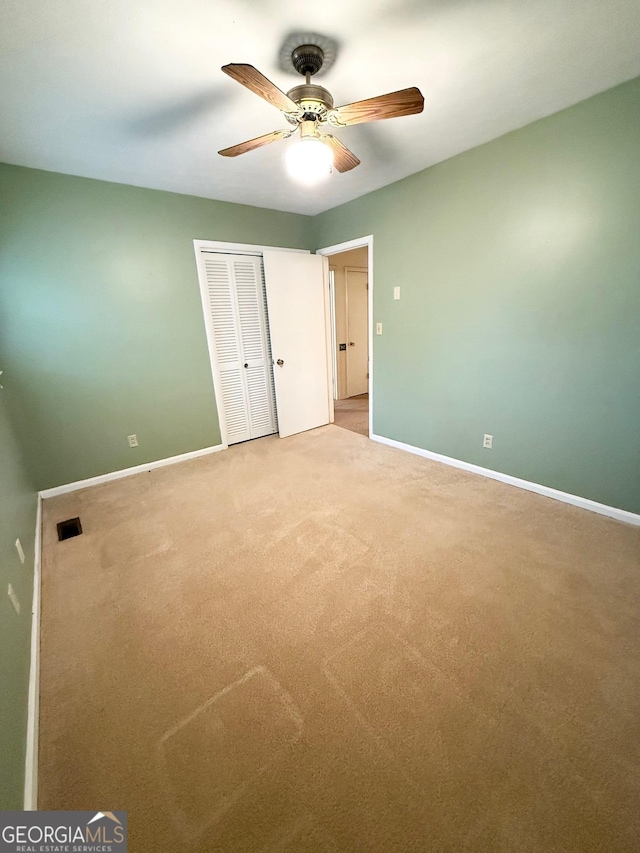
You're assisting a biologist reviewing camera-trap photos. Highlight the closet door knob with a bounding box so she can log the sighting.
[244,363,248,368]
[349,341,356,346]
[276,359,284,366]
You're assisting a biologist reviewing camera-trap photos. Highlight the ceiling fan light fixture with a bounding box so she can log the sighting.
[219,48,423,178]
[284,137,333,185]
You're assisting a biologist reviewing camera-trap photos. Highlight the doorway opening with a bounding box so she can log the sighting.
[317,236,373,438]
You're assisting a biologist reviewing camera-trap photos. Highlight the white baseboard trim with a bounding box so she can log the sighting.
[39,443,227,499]
[24,494,42,809]
[371,434,640,527]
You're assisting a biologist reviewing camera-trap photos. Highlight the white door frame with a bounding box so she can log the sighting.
[193,239,309,447]
[327,268,338,400]
[316,235,374,438]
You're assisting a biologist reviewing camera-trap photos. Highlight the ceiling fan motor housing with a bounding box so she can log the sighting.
[285,83,334,123]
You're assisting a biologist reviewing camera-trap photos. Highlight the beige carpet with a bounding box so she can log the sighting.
[39,426,640,852]
[333,394,368,436]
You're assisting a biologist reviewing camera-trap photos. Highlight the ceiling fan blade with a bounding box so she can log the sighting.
[321,134,360,173]
[218,129,292,157]
[222,64,300,114]
[328,87,424,127]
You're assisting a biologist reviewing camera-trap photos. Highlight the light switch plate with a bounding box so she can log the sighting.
[393,286,400,300]
[376,323,383,335]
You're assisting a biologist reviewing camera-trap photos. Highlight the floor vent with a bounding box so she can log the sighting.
[57,517,83,541]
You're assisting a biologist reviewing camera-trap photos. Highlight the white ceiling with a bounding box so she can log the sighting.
[1,0,639,216]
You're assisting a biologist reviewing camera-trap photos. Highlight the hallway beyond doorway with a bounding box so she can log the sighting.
[334,393,369,437]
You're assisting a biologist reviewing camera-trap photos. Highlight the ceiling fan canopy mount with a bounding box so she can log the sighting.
[291,44,325,77]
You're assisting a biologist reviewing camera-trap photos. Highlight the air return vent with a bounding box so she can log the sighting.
[57,517,82,541]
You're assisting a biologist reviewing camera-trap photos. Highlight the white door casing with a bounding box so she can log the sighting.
[345,266,368,397]
[262,251,332,439]
[328,268,338,401]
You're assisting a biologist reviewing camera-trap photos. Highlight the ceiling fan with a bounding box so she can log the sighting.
[218,44,424,181]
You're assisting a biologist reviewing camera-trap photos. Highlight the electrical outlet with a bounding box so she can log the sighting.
[127,434,138,448]
[7,584,20,615]
[15,538,25,564]
[483,434,493,449]
[376,323,383,335]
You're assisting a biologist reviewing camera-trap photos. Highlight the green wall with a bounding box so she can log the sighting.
[314,77,640,515]
[0,165,312,489]
[0,391,37,808]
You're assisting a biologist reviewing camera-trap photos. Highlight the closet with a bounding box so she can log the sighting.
[196,243,332,445]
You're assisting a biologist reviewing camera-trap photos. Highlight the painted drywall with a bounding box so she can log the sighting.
[329,247,368,399]
[0,391,37,808]
[314,77,640,514]
[0,165,312,489]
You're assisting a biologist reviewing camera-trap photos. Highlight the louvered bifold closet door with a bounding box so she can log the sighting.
[202,253,277,444]
[233,257,278,439]
[203,255,251,443]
